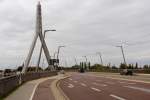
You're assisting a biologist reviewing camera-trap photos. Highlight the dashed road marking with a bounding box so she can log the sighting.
[110,94,126,100]
[80,83,87,87]
[68,78,73,81]
[68,84,74,88]
[91,87,101,92]
[119,81,126,83]
[96,80,102,82]
[92,82,107,87]
[74,81,78,83]
[124,86,150,93]
[127,83,136,85]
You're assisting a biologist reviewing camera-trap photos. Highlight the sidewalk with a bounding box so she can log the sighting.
[5,76,58,100]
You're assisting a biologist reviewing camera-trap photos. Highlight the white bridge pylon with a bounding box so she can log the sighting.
[22,2,54,73]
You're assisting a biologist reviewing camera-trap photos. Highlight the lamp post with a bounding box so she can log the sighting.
[53,52,58,59]
[36,29,56,72]
[96,52,103,65]
[83,56,88,70]
[83,56,87,63]
[116,45,127,65]
[56,45,65,69]
[74,57,78,65]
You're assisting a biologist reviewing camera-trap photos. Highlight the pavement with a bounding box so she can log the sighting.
[4,72,150,100]
[4,75,61,100]
[59,72,150,100]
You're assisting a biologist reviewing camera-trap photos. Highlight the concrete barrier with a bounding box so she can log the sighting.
[0,71,57,98]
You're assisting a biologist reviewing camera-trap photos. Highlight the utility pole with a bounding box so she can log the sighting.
[116,45,127,65]
[96,52,103,65]
[36,29,56,72]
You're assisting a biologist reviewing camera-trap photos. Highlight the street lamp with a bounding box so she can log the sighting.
[36,29,56,71]
[53,52,58,59]
[83,56,88,63]
[74,57,78,65]
[96,52,103,65]
[56,45,65,69]
[116,45,127,65]
[82,56,89,70]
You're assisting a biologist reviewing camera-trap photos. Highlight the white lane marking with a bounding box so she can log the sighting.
[118,81,136,85]
[92,82,107,86]
[91,87,101,92]
[29,83,39,100]
[119,81,126,83]
[110,94,126,100]
[80,83,87,87]
[124,86,150,93]
[68,84,74,88]
[68,78,73,81]
[96,80,102,82]
[127,83,136,84]
[74,81,78,83]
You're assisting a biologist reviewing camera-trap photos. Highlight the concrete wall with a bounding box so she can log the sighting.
[0,71,57,97]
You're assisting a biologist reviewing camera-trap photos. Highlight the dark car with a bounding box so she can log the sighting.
[79,68,85,73]
[120,69,133,75]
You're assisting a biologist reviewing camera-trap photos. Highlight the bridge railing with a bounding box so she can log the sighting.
[0,71,57,98]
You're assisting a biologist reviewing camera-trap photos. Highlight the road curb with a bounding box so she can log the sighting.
[51,74,70,100]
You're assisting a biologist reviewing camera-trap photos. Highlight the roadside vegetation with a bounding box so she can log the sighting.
[71,62,150,74]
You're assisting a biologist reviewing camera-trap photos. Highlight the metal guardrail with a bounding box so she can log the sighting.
[0,71,57,98]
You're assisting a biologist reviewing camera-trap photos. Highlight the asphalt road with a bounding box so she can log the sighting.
[59,73,150,100]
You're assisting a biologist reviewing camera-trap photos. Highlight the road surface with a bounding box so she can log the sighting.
[59,73,150,100]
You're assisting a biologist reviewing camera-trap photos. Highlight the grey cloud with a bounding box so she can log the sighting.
[0,0,150,69]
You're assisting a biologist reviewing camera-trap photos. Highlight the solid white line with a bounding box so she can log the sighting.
[29,83,39,100]
[110,94,126,100]
[127,83,136,84]
[80,83,87,87]
[91,87,101,92]
[124,86,150,93]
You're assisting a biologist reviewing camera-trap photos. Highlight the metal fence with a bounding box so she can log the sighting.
[0,71,57,97]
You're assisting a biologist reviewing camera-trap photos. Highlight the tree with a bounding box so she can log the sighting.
[120,63,127,69]
[135,62,138,69]
[143,65,149,69]
[88,62,91,69]
[112,65,117,69]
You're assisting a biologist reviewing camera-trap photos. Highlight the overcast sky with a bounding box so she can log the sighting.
[0,0,150,69]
